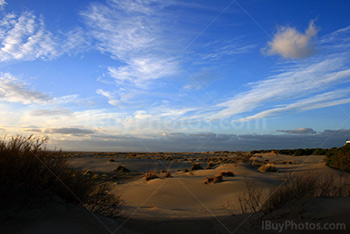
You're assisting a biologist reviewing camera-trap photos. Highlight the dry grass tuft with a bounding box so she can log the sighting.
[204,175,224,184]
[190,162,203,171]
[219,171,235,177]
[258,163,279,173]
[144,170,159,181]
[213,175,223,183]
[163,171,172,178]
[83,183,122,218]
[114,165,130,172]
[236,172,350,214]
[204,177,214,184]
[206,161,216,169]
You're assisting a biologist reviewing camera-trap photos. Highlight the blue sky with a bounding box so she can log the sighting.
[0,0,350,151]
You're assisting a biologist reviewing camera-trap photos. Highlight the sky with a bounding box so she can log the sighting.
[0,0,350,151]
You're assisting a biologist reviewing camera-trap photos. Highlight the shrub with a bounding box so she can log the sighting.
[237,179,265,214]
[163,171,172,178]
[219,171,234,177]
[213,175,223,183]
[190,162,203,171]
[325,144,350,172]
[206,161,216,169]
[83,183,122,218]
[236,172,350,215]
[144,170,159,181]
[204,175,224,184]
[108,158,115,163]
[204,177,214,184]
[114,165,130,172]
[0,135,93,210]
[258,163,278,173]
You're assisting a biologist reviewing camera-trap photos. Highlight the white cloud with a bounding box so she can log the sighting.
[0,73,50,104]
[262,20,318,59]
[0,0,7,9]
[0,11,91,62]
[0,12,58,61]
[96,88,121,106]
[82,0,178,87]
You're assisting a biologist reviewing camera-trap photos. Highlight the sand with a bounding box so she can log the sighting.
[67,153,331,219]
[2,153,348,234]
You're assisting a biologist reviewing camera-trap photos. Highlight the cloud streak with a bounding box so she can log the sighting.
[0,73,50,104]
[277,128,316,135]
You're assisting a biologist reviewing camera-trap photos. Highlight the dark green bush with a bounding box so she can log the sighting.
[325,144,350,172]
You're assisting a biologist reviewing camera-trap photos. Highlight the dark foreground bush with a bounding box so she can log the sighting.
[0,135,93,210]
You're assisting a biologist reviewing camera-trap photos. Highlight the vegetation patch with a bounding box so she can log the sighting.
[144,170,159,181]
[190,162,203,171]
[258,163,279,173]
[114,165,130,172]
[325,144,350,172]
[219,171,235,177]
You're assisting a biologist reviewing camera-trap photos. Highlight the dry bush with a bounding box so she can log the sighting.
[108,158,115,163]
[83,183,122,218]
[204,175,223,184]
[114,165,130,172]
[0,135,93,210]
[258,163,279,173]
[213,175,223,183]
[219,171,235,177]
[237,179,266,214]
[236,172,350,215]
[250,160,263,168]
[204,177,214,184]
[163,171,172,178]
[190,162,203,171]
[144,170,159,181]
[206,161,216,169]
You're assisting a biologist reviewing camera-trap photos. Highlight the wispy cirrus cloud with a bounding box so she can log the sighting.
[262,20,318,59]
[82,0,178,87]
[194,38,256,63]
[0,73,50,104]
